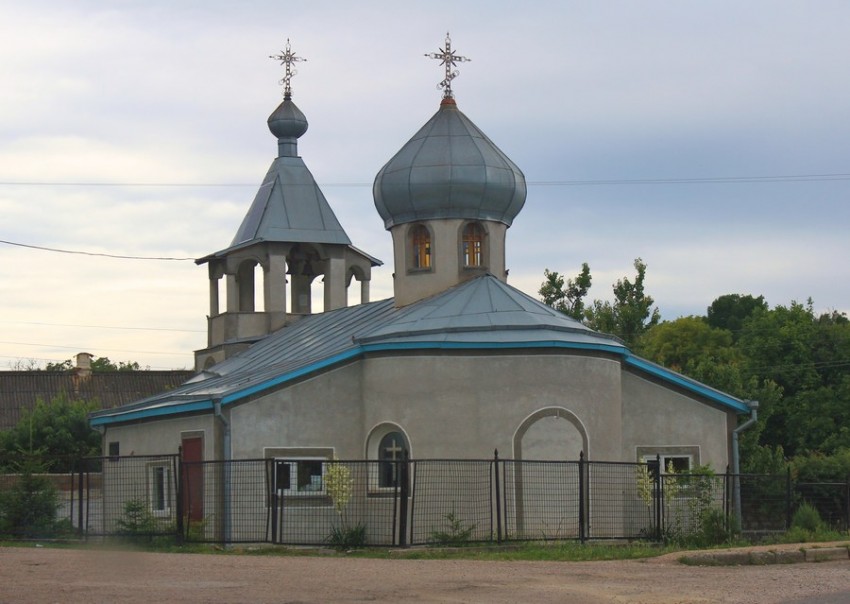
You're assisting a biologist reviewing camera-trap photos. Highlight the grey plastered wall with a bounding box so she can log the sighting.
[620,370,731,470]
[228,362,364,460]
[360,351,624,461]
[101,414,218,461]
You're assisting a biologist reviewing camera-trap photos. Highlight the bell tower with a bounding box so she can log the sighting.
[195,41,380,370]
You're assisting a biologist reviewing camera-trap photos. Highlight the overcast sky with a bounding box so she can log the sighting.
[2,1,849,370]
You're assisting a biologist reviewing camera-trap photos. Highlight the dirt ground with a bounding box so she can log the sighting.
[1,544,850,604]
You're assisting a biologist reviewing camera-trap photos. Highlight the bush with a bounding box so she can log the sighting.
[327,522,367,549]
[430,509,476,546]
[116,499,158,536]
[791,502,825,533]
[0,459,60,538]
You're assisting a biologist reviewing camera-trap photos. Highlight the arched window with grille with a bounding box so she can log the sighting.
[411,224,432,269]
[377,431,408,488]
[462,222,484,267]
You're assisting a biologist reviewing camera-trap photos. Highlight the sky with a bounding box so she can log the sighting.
[1,1,849,370]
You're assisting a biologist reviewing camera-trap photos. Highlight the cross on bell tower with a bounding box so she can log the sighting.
[270,38,307,100]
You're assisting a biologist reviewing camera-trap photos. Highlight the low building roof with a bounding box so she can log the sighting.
[0,369,194,430]
[90,275,749,427]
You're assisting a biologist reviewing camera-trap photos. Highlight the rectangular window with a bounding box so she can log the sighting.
[641,454,693,478]
[273,458,326,495]
[108,441,120,461]
[148,463,172,514]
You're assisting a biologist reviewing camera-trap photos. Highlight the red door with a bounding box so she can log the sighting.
[181,436,204,522]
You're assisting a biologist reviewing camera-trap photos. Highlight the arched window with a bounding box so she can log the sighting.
[462,223,484,267]
[378,431,408,488]
[411,225,431,269]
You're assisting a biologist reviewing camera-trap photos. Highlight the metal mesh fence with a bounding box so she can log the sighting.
[661,473,728,542]
[501,460,580,541]
[738,474,789,533]
[796,482,849,530]
[588,461,657,540]
[84,455,179,538]
[409,460,494,545]
[2,454,848,545]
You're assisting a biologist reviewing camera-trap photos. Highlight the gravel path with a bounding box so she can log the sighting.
[2,545,850,603]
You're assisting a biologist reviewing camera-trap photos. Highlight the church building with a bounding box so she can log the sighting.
[90,37,752,490]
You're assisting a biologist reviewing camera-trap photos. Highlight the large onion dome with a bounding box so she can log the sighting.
[373,97,527,229]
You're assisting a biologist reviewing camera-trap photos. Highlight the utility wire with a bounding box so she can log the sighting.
[0,239,196,261]
[2,173,850,187]
[0,320,204,334]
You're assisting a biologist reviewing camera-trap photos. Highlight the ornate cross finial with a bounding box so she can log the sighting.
[425,32,470,99]
[270,39,306,99]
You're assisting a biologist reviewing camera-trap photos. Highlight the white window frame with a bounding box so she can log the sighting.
[273,457,327,496]
[640,454,693,475]
[147,462,173,516]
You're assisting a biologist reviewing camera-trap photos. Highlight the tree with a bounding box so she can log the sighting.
[44,356,143,372]
[0,394,102,466]
[706,294,768,340]
[635,316,736,373]
[585,258,660,347]
[737,300,850,457]
[539,263,592,321]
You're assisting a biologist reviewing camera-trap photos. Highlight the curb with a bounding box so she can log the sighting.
[679,545,849,566]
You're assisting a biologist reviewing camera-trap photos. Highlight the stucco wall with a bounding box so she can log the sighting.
[101,414,217,460]
[361,352,623,461]
[620,370,731,470]
[229,362,363,459]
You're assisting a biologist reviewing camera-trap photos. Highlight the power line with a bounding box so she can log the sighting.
[1,173,850,187]
[0,340,187,357]
[0,320,204,334]
[0,239,196,261]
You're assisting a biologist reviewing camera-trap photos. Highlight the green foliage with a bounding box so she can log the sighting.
[791,502,825,533]
[325,461,353,515]
[327,522,367,549]
[737,301,850,457]
[585,258,661,347]
[430,509,476,546]
[44,356,143,371]
[662,464,726,548]
[0,394,101,467]
[116,499,158,536]
[540,258,659,347]
[706,294,768,339]
[539,263,592,321]
[791,449,850,482]
[324,461,366,549]
[635,316,736,373]
[0,458,60,538]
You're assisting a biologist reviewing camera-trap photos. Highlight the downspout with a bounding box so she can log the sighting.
[213,398,232,544]
[732,400,759,532]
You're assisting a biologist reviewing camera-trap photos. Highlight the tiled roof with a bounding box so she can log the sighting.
[0,370,194,430]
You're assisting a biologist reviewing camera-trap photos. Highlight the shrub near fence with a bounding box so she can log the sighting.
[1,453,848,546]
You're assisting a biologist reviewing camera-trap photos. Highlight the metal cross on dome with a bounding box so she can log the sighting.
[425,32,470,99]
[270,39,307,99]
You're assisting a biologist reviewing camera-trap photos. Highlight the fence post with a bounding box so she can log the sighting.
[398,450,409,547]
[845,473,850,532]
[268,458,278,543]
[654,454,662,542]
[785,466,793,530]
[578,451,586,543]
[494,449,502,544]
[76,458,85,539]
[175,447,184,545]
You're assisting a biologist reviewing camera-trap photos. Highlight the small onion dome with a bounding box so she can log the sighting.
[267,97,308,141]
[373,98,527,229]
